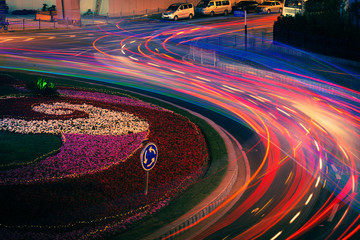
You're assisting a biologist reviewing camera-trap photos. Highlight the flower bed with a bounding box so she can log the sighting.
[0,88,209,239]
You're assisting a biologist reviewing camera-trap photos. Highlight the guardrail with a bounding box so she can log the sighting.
[156,163,238,240]
[186,32,360,100]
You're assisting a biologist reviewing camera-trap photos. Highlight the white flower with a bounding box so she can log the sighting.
[0,102,149,136]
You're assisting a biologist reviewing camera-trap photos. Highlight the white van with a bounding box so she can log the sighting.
[196,0,232,16]
[162,3,195,21]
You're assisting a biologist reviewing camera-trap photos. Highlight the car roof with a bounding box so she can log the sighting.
[171,3,191,6]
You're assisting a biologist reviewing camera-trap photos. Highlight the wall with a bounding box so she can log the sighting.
[78,0,108,15]
[108,0,197,17]
[8,0,236,17]
[7,0,56,12]
[56,0,80,24]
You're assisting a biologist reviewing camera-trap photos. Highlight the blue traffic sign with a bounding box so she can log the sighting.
[140,142,158,171]
[234,10,246,17]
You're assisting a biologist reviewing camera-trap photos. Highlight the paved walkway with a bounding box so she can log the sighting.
[1,14,109,32]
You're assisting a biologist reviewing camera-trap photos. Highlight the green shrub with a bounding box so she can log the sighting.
[27,77,59,96]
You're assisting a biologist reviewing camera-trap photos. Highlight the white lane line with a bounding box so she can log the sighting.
[0,39,13,43]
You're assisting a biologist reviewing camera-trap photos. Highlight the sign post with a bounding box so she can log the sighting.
[140,142,158,196]
[233,10,247,50]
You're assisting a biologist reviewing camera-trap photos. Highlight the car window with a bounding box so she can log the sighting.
[183,5,188,9]
[167,4,179,11]
[276,2,280,5]
[222,1,229,5]
[189,4,193,8]
[209,2,214,6]
[197,0,210,7]
[216,1,222,6]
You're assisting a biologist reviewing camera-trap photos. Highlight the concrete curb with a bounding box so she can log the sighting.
[143,108,250,240]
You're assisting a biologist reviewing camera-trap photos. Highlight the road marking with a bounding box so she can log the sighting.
[270,231,283,240]
[289,211,301,224]
[129,56,139,61]
[24,38,34,41]
[315,176,321,187]
[0,39,13,43]
[171,69,185,74]
[48,36,55,39]
[147,62,160,67]
[305,193,313,205]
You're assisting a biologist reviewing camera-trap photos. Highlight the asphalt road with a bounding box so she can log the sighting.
[1,13,360,240]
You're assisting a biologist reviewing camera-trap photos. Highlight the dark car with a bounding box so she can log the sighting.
[232,1,259,13]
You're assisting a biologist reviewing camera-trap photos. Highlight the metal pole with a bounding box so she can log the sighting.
[244,11,247,51]
[301,0,304,14]
[39,18,40,29]
[54,19,55,28]
[61,0,65,19]
[23,18,24,30]
[213,51,216,66]
[144,171,149,195]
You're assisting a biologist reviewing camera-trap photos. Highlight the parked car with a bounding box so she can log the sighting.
[162,3,195,21]
[256,1,282,14]
[232,1,259,13]
[196,0,232,16]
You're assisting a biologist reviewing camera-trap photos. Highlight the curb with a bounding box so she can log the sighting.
[143,106,250,240]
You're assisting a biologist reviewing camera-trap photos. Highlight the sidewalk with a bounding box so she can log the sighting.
[1,14,110,32]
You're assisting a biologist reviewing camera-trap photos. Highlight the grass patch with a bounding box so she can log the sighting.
[0,70,228,238]
[0,85,20,96]
[0,132,62,170]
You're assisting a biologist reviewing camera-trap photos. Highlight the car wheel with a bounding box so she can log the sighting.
[174,15,178,21]
[267,9,271,14]
[189,13,193,19]
[279,8,282,13]
[224,10,228,16]
[210,11,215,17]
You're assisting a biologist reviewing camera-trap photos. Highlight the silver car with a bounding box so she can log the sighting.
[256,1,283,14]
[162,3,195,21]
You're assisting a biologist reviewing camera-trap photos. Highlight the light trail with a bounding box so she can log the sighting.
[0,15,360,240]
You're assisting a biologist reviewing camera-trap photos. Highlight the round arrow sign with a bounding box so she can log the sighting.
[140,142,158,171]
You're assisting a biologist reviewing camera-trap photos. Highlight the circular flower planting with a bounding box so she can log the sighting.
[0,88,209,239]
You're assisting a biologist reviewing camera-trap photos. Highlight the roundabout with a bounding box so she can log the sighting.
[0,74,226,239]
